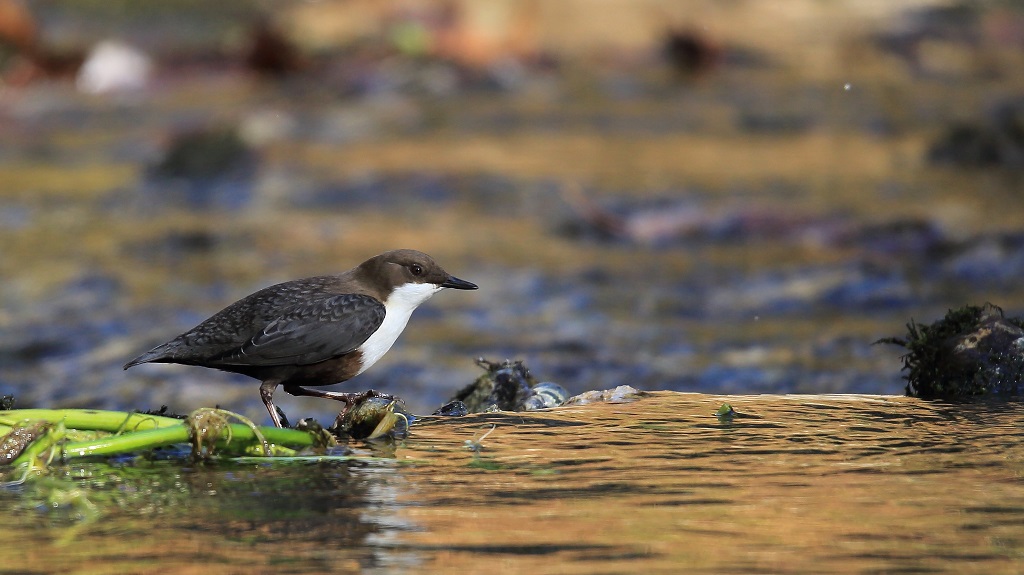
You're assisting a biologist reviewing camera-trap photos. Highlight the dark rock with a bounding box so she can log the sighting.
[450,358,567,413]
[878,303,1024,399]
[432,401,468,417]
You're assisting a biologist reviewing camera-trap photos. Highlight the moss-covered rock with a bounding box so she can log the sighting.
[879,304,1024,399]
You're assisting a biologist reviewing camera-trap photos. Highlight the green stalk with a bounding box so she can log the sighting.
[0,409,182,432]
[60,423,318,459]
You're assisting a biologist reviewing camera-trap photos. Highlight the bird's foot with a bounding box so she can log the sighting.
[280,385,397,420]
[359,389,396,403]
[334,389,396,417]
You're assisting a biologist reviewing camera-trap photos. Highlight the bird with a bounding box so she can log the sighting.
[124,249,478,427]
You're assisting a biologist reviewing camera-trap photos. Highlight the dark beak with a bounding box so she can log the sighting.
[441,275,478,290]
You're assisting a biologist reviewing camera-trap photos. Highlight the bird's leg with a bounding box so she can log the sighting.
[282,386,396,416]
[260,380,285,428]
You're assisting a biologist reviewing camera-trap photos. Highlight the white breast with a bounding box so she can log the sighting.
[355,282,442,375]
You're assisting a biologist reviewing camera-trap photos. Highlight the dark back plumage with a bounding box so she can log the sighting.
[123,277,385,369]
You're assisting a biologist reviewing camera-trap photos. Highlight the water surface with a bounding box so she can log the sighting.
[3,393,1021,574]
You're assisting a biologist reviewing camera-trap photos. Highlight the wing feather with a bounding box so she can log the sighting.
[207,293,385,367]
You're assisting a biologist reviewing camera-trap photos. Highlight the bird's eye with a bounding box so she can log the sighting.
[410,264,423,276]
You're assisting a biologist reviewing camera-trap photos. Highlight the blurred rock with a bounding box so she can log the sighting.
[244,17,307,77]
[927,97,1024,169]
[0,0,35,56]
[0,0,83,85]
[873,3,984,78]
[76,39,152,94]
[152,127,252,180]
[662,27,721,78]
[144,126,258,210]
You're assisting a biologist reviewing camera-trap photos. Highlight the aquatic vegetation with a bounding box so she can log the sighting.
[0,404,411,523]
[878,304,1024,399]
[188,407,273,458]
[715,403,736,420]
[0,408,331,478]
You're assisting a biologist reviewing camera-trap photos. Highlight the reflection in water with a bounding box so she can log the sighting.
[4,393,1020,573]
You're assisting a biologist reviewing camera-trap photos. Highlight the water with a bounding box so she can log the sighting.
[3,393,1021,574]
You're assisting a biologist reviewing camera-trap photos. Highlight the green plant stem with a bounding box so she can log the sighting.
[0,410,182,432]
[60,423,318,460]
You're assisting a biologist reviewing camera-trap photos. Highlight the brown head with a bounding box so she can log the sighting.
[353,249,477,300]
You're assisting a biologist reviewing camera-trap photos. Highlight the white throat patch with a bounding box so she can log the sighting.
[355,282,442,374]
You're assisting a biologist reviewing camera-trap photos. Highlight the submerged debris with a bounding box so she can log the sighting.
[878,304,1024,399]
[450,358,568,413]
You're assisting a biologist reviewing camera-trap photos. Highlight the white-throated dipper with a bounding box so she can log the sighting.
[124,249,477,427]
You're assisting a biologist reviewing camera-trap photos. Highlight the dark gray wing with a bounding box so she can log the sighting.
[206,293,385,367]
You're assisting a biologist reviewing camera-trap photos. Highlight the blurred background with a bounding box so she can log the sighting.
[2,0,1024,423]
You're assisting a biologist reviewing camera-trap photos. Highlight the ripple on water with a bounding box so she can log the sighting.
[378,393,1024,573]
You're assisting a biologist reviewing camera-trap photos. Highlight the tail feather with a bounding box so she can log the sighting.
[123,346,172,370]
